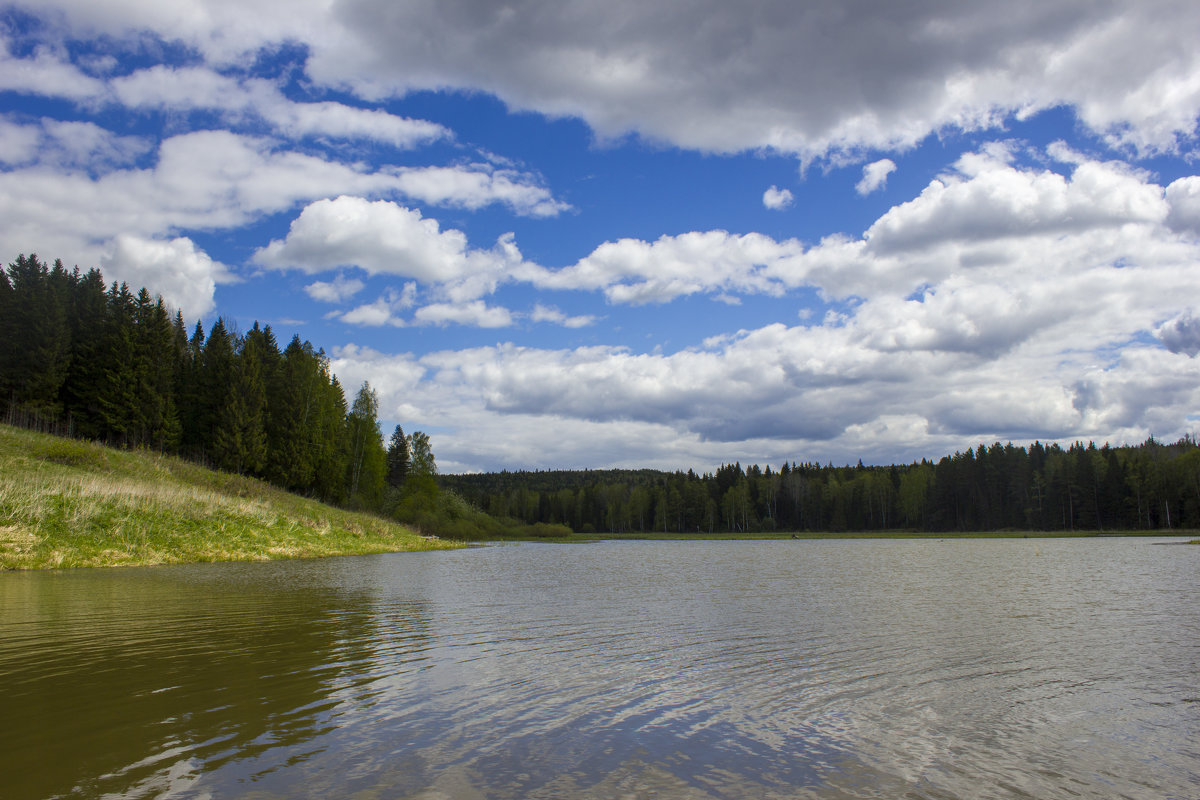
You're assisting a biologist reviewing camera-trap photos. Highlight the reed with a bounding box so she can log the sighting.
[0,425,460,569]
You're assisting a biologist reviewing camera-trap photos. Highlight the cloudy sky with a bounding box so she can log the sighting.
[4,1,1200,473]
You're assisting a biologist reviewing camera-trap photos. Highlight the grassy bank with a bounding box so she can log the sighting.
[0,425,461,569]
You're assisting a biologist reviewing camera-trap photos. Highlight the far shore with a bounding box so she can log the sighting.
[499,530,1198,543]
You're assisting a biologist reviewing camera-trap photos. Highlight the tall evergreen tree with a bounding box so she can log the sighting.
[386,424,411,488]
[212,330,268,475]
[61,268,109,438]
[95,282,138,444]
[0,254,70,419]
[178,321,207,455]
[196,318,235,461]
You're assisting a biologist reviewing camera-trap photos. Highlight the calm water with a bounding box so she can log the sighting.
[2,538,1198,799]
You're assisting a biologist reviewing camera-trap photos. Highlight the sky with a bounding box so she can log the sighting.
[3,1,1200,474]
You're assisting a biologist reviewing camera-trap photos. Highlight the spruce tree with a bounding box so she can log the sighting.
[95,282,138,444]
[61,268,109,438]
[386,424,411,488]
[0,254,70,420]
[196,318,235,461]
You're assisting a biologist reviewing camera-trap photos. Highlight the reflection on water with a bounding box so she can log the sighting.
[2,539,1198,799]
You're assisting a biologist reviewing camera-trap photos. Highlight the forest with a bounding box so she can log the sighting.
[5,252,1199,537]
[0,253,430,516]
[441,436,1200,534]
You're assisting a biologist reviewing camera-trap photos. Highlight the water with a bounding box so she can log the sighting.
[1,538,1198,799]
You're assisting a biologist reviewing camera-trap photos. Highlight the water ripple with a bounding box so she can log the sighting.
[2,538,1198,799]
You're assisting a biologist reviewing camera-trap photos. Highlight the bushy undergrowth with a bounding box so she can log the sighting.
[389,485,573,540]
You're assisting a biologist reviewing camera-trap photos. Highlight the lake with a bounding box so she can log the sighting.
[2,538,1198,799]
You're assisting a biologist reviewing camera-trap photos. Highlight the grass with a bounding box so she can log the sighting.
[0,425,461,570]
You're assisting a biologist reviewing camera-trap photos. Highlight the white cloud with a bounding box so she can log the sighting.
[315,146,1200,470]
[0,41,107,101]
[391,165,571,217]
[529,304,597,328]
[16,2,1200,159]
[538,230,804,304]
[0,116,149,170]
[100,234,231,318]
[254,196,530,300]
[111,65,449,148]
[762,185,794,210]
[414,301,514,328]
[0,129,463,313]
[856,159,896,195]
[1165,176,1200,236]
[336,284,417,326]
[304,274,366,303]
[0,119,42,164]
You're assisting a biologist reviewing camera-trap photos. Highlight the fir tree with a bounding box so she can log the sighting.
[386,424,411,488]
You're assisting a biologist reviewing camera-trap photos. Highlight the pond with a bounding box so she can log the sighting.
[2,538,1198,799]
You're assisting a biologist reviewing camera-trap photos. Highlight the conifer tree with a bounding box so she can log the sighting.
[95,282,138,443]
[386,424,411,488]
[0,255,70,419]
[211,331,268,475]
[61,268,109,438]
[196,318,235,460]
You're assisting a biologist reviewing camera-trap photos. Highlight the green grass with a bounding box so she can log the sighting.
[0,425,461,570]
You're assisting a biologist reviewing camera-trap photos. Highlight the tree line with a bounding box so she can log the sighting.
[0,253,434,512]
[442,439,1200,534]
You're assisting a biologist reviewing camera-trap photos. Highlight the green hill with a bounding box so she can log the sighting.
[0,425,460,569]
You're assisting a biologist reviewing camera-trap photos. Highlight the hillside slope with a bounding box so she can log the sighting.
[0,425,460,569]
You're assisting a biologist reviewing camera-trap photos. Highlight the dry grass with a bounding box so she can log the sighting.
[0,425,459,569]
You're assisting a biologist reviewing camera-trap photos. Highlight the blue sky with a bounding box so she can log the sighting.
[3,1,1200,472]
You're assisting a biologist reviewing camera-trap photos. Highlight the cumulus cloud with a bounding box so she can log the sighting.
[762,185,794,210]
[14,2,1200,159]
[304,274,366,303]
[856,159,896,195]
[254,196,534,303]
[391,165,570,217]
[0,116,149,170]
[312,145,1200,469]
[1157,311,1200,357]
[414,301,514,328]
[336,284,418,326]
[1165,176,1200,236]
[329,289,1200,470]
[0,41,107,101]
[537,230,805,304]
[100,235,231,317]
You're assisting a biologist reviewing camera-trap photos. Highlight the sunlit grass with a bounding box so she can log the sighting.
[0,425,460,569]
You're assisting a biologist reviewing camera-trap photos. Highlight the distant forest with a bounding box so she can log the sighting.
[0,254,431,513]
[442,438,1200,535]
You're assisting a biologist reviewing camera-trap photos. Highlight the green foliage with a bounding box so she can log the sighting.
[346,382,386,510]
